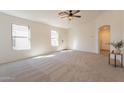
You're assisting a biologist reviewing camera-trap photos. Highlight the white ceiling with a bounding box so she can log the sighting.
[0,10,103,28]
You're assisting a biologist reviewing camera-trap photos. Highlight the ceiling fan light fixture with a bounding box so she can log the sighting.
[58,10,81,21]
[68,16,73,20]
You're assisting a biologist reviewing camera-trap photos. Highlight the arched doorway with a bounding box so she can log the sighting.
[98,25,110,55]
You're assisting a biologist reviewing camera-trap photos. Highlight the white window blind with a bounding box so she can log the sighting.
[51,30,59,47]
[12,24,31,50]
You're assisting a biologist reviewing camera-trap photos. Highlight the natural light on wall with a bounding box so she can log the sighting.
[51,30,59,47]
[12,24,31,50]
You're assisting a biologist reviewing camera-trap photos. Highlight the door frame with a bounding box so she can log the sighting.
[98,25,111,54]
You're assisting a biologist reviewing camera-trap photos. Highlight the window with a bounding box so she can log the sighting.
[51,30,59,47]
[12,24,31,50]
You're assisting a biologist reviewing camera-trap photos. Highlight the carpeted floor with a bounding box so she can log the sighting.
[0,50,124,82]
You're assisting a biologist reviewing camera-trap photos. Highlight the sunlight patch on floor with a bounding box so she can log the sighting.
[61,50,72,52]
[33,54,55,59]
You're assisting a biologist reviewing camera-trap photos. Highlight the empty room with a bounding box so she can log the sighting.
[0,10,124,82]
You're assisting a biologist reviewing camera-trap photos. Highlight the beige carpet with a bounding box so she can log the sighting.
[0,50,124,82]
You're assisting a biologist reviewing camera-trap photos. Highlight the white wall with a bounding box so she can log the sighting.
[95,11,123,53]
[0,12,68,64]
[68,11,124,54]
[121,12,124,52]
[68,20,96,53]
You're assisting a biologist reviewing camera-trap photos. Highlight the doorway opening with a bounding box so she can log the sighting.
[98,25,110,56]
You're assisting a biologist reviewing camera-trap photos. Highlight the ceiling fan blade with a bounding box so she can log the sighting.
[73,10,80,14]
[58,11,69,16]
[60,16,69,18]
[73,15,81,18]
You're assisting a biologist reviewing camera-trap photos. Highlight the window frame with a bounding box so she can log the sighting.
[51,30,59,47]
[11,24,31,50]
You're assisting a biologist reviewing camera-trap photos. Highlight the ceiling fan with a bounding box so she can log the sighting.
[58,10,81,20]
